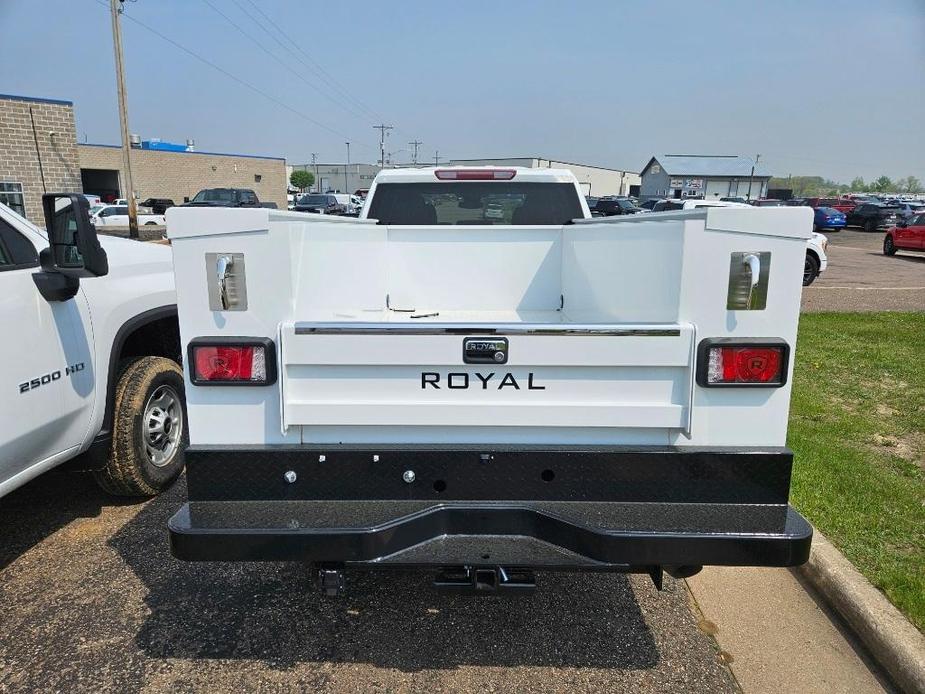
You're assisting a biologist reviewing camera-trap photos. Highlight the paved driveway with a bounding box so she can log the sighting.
[0,472,735,693]
[802,228,925,312]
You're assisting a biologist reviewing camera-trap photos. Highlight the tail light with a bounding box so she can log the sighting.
[435,169,516,181]
[188,337,277,386]
[696,338,789,387]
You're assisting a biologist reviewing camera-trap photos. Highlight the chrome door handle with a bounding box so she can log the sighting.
[743,253,760,308]
[216,254,233,310]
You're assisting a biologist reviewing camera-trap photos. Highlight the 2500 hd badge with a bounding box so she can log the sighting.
[421,372,545,390]
[19,362,86,394]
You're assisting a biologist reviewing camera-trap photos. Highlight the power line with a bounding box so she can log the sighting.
[200,0,370,123]
[236,0,434,151]
[240,0,384,124]
[93,0,377,151]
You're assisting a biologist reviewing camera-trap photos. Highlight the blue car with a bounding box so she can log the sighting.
[814,206,846,231]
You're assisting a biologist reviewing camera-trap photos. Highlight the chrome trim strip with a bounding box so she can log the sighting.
[293,323,682,337]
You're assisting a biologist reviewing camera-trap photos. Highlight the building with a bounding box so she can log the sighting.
[288,163,381,195]
[639,154,771,202]
[79,143,287,210]
[449,157,640,197]
[1,93,288,225]
[0,94,82,224]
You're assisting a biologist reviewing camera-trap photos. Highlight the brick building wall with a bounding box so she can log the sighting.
[0,95,82,225]
[79,144,288,209]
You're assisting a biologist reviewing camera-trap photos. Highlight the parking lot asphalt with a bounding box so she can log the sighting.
[0,472,736,693]
[802,228,925,312]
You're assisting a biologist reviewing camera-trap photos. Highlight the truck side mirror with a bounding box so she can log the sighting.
[33,193,109,302]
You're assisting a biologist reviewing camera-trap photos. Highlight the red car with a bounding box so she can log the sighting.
[883,212,925,255]
[804,197,856,214]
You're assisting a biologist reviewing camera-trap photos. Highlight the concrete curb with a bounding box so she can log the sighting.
[797,527,925,693]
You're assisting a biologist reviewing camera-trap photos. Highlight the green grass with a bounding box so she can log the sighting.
[788,312,925,631]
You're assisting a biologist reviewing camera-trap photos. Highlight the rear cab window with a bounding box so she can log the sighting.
[367,182,583,225]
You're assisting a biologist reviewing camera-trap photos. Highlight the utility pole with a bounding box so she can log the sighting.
[344,142,350,194]
[746,153,760,201]
[311,153,318,192]
[409,140,422,166]
[373,124,393,168]
[433,150,440,166]
[110,0,138,239]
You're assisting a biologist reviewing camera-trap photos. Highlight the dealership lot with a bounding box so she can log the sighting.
[1,223,918,693]
[802,228,925,312]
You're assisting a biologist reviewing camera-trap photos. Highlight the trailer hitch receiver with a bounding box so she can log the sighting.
[434,566,536,595]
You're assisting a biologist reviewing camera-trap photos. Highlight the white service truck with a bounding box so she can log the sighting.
[166,166,813,595]
[0,195,186,498]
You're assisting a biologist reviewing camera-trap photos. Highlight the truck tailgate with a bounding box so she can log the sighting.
[280,321,694,432]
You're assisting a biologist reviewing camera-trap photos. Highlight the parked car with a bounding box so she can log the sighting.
[651,199,750,212]
[883,212,925,256]
[804,232,828,286]
[720,196,747,204]
[90,204,165,227]
[182,188,270,208]
[141,198,175,214]
[483,202,505,220]
[813,207,846,231]
[749,199,785,207]
[639,199,663,211]
[894,202,925,220]
[803,197,856,214]
[593,197,642,216]
[294,193,346,215]
[0,195,185,499]
[845,202,903,232]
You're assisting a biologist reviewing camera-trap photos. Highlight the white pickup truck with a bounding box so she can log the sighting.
[166,166,813,595]
[91,203,166,228]
[0,196,185,498]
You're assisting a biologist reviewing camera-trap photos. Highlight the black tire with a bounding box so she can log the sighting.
[803,252,820,286]
[144,221,158,225]
[93,356,187,496]
[865,219,877,233]
[883,234,897,256]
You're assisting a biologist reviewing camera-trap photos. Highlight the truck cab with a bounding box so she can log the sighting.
[166,166,813,595]
[0,196,186,498]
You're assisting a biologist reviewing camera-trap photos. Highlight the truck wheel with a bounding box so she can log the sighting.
[94,356,187,496]
[865,219,876,233]
[883,235,897,256]
[803,253,820,286]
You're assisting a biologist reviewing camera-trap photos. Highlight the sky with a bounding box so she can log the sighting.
[1,0,923,183]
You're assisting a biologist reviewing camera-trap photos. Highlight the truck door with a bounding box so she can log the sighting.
[0,215,96,490]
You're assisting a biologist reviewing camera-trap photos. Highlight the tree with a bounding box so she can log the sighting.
[900,175,922,194]
[290,170,315,192]
[849,177,866,192]
[872,175,893,193]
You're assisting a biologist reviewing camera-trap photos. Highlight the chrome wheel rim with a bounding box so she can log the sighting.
[143,384,183,467]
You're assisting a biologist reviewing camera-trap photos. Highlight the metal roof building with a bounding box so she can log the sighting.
[639,154,771,202]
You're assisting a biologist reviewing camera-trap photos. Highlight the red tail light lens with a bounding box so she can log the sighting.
[188,338,277,385]
[697,339,789,387]
[434,169,516,181]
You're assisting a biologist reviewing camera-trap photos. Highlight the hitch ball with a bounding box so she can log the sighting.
[402,470,416,484]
